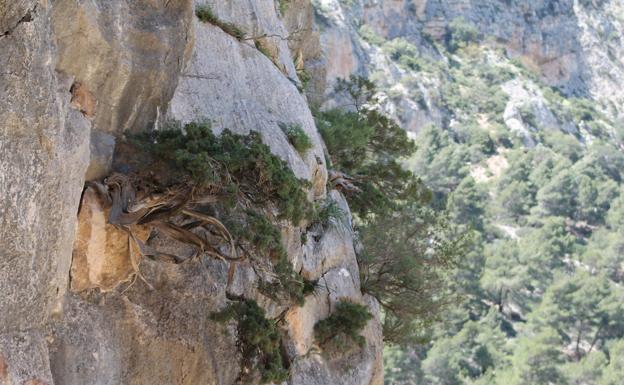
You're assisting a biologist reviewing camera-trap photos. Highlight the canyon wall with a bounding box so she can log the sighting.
[0,1,382,384]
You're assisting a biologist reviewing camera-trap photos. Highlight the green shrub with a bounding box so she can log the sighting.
[280,123,313,154]
[518,104,538,128]
[358,25,385,46]
[383,38,424,71]
[316,77,465,345]
[130,122,314,304]
[314,300,372,348]
[265,256,310,306]
[315,76,425,219]
[225,209,286,259]
[446,17,479,52]
[212,300,290,383]
[254,39,273,59]
[195,4,218,24]
[195,5,245,40]
[441,68,509,119]
[309,198,345,229]
[133,122,310,224]
[224,208,314,305]
[358,204,467,344]
[317,105,425,218]
[278,0,290,15]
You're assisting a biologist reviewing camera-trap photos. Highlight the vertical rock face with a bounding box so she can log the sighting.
[0,1,90,382]
[51,0,194,135]
[0,0,382,384]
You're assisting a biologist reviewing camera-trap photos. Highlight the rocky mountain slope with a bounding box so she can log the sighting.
[315,0,624,127]
[0,1,382,384]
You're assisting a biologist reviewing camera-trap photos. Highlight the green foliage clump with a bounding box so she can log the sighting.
[316,76,466,345]
[382,38,437,72]
[254,39,273,60]
[224,209,314,305]
[529,271,624,361]
[441,62,510,120]
[446,177,488,230]
[314,300,372,348]
[358,25,386,46]
[279,123,313,154]
[600,340,624,384]
[131,122,314,304]
[195,5,245,40]
[212,299,289,384]
[297,68,311,90]
[421,311,509,384]
[278,0,290,14]
[309,198,344,229]
[518,104,538,128]
[406,125,471,201]
[226,209,286,260]
[316,76,426,219]
[358,204,467,344]
[499,328,567,385]
[133,122,310,224]
[195,4,218,24]
[446,17,479,52]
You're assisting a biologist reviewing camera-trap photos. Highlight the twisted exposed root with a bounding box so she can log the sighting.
[91,173,239,284]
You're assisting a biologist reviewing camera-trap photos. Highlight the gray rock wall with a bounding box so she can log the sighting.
[0,1,90,382]
[0,0,383,384]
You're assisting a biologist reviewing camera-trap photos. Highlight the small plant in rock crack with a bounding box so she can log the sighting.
[254,39,274,60]
[314,300,372,349]
[279,123,313,154]
[195,5,245,40]
[309,198,345,230]
[278,0,291,15]
[211,299,290,384]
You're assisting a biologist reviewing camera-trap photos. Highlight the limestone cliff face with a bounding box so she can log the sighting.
[314,0,624,132]
[0,1,382,384]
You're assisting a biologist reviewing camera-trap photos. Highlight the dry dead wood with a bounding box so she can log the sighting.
[91,173,238,266]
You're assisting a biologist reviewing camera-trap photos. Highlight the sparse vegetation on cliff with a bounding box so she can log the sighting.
[316,76,466,344]
[315,300,373,349]
[133,122,310,223]
[279,122,313,154]
[195,5,245,40]
[211,299,290,384]
[117,122,314,304]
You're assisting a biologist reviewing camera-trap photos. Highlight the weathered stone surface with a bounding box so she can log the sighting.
[0,2,90,382]
[0,331,54,385]
[2,1,382,384]
[84,131,115,181]
[70,187,149,292]
[166,6,328,198]
[282,0,326,105]
[49,258,240,385]
[51,0,194,135]
[0,0,90,333]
